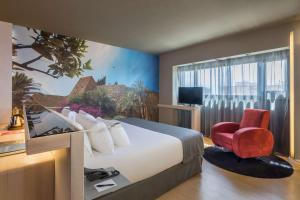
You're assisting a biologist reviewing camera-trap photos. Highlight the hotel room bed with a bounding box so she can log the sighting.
[85,118,204,200]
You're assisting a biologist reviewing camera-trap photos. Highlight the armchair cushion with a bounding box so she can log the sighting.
[212,132,234,150]
[232,127,274,158]
[211,122,239,150]
[212,122,240,134]
[239,109,270,129]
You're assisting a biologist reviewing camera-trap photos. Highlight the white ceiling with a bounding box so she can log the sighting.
[0,0,300,54]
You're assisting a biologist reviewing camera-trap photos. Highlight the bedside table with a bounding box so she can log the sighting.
[84,167,130,200]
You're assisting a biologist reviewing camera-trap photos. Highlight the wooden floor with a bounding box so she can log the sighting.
[157,137,300,200]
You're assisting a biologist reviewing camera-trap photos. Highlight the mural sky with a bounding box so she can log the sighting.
[13,25,159,96]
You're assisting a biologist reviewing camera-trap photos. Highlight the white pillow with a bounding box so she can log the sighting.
[74,122,93,157]
[76,113,97,130]
[54,110,93,156]
[96,118,130,147]
[96,116,104,121]
[96,117,118,127]
[67,111,77,123]
[61,108,70,117]
[88,121,114,154]
[79,110,87,115]
[110,124,130,147]
[79,110,95,120]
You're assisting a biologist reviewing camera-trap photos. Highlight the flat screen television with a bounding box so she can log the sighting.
[178,87,203,105]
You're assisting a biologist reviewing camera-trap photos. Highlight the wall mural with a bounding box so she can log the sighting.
[12,25,159,121]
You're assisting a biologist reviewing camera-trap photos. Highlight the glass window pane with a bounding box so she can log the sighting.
[177,50,288,99]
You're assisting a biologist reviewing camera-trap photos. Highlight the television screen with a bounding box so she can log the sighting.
[178,87,203,105]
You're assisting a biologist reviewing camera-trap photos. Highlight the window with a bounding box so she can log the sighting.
[265,59,288,100]
[176,48,289,101]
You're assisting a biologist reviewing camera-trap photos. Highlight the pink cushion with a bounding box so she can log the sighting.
[239,109,270,129]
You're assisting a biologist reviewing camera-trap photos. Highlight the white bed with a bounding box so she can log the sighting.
[84,122,183,183]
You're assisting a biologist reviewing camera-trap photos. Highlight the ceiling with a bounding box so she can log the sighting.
[0,0,300,54]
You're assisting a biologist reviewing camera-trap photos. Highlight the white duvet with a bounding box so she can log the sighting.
[84,122,183,183]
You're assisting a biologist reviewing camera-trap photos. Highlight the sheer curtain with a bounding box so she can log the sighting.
[176,49,290,155]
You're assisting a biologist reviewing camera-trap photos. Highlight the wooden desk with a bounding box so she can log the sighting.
[158,104,201,131]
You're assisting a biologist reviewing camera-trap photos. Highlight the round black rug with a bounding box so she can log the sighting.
[203,146,294,179]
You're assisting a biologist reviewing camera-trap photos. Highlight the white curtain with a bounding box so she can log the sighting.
[176,49,289,155]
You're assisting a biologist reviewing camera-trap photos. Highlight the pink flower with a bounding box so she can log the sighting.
[68,103,103,117]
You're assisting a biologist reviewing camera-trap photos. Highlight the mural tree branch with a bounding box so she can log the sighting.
[13,29,92,78]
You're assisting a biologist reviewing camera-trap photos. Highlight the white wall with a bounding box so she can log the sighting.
[0,21,12,128]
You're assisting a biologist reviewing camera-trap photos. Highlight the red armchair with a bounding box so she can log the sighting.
[211,109,274,159]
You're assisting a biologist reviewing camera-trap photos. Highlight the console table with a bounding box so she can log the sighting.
[158,104,201,132]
